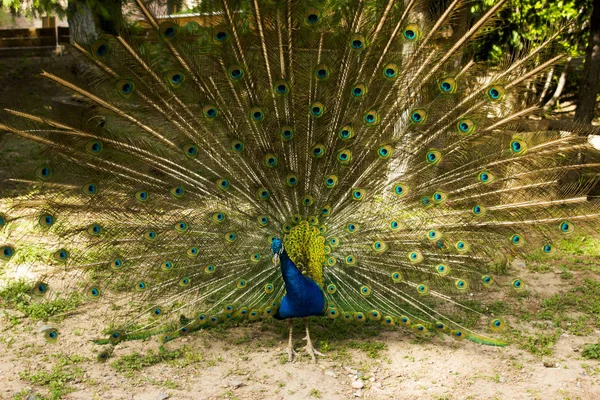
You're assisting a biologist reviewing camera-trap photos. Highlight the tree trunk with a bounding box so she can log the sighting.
[67,0,98,44]
[575,0,600,125]
[543,57,571,111]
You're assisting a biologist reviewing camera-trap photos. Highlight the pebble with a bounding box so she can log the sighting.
[352,380,365,389]
[325,370,337,378]
[156,393,170,400]
[353,390,362,397]
[229,380,244,389]
[345,367,358,374]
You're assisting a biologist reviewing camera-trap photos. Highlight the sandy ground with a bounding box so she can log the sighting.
[1,299,600,400]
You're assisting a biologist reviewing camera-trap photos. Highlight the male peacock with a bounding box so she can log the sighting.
[1,0,599,363]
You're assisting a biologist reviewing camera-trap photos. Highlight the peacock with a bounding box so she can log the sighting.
[1,0,599,363]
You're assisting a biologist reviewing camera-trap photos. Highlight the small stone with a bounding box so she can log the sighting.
[543,361,558,368]
[369,377,375,382]
[325,370,337,378]
[345,367,358,375]
[229,380,244,389]
[352,380,365,389]
[353,390,362,397]
[156,393,170,400]
[573,347,580,352]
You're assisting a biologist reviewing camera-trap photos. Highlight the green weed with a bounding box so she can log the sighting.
[582,343,600,360]
[0,280,81,320]
[18,354,85,400]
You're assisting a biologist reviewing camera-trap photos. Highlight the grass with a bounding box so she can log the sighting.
[110,345,203,377]
[582,343,600,360]
[18,354,85,400]
[537,279,600,336]
[0,279,81,321]
[504,235,600,356]
[512,328,563,356]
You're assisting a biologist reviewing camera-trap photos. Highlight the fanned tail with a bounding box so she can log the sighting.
[0,0,598,348]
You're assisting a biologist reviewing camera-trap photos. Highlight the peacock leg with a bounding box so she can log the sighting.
[302,317,325,363]
[287,318,297,362]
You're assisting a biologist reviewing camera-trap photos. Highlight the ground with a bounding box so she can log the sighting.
[1,54,600,400]
[1,289,600,400]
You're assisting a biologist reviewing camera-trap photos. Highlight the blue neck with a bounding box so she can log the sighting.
[273,250,326,319]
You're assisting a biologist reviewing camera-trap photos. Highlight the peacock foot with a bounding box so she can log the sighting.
[302,318,325,363]
[286,318,297,362]
[287,346,298,362]
[302,338,325,363]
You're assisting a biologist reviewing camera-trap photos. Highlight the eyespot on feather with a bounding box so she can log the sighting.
[249,106,265,122]
[227,65,244,80]
[212,25,229,43]
[160,21,178,38]
[487,85,505,101]
[203,105,218,120]
[382,63,399,80]
[35,165,52,180]
[338,124,354,140]
[439,77,457,94]
[403,23,421,41]
[257,187,270,200]
[349,33,366,50]
[363,110,380,126]
[457,118,475,135]
[116,79,135,97]
[166,71,185,87]
[411,109,427,124]
[310,102,326,118]
[314,63,330,80]
[90,38,110,57]
[337,149,352,164]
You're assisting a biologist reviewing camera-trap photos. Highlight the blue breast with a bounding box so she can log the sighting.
[273,249,326,319]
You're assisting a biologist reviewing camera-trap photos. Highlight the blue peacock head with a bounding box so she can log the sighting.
[271,238,283,255]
